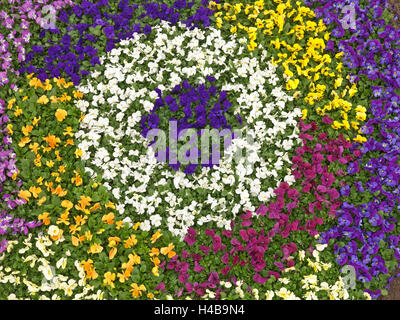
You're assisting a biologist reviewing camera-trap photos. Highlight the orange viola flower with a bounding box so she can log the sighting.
[29,77,42,89]
[74,215,87,226]
[109,247,118,260]
[73,90,83,99]
[71,172,83,186]
[105,202,116,209]
[115,220,124,230]
[29,186,42,198]
[130,283,146,298]
[89,202,101,212]
[59,92,71,102]
[124,235,138,248]
[50,96,59,104]
[81,259,94,272]
[117,271,130,283]
[149,248,160,257]
[129,253,141,265]
[37,95,49,104]
[87,243,103,254]
[72,235,81,246]
[43,134,61,149]
[76,195,91,211]
[102,212,115,225]
[14,107,22,117]
[108,237,121,247]
[51,184,67,197]
[55,109,67,122]
[18,137,31,148]
[86,268,98,280]
[160,243,176,258]
[63,126,74,137]
[61,199,73,210]
[29,142,39,154]
[18,190,31,202]
[64,139,75,147]
[57,211,70,226]
[54,77,66,88]
[151,231,162,243]
[38,212,51,225]
[150,257,161,266]
[22,125,33,136]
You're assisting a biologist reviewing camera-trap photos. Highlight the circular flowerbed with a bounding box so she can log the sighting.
[75,22,302,237]
[0,0,400,300]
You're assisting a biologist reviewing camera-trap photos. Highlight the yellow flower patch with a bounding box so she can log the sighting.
[209,0,368,142]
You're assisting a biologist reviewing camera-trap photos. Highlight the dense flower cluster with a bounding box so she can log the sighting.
[75,22,302,238]
[303,0,400,297]
[19,0,217,85]
[140,77,241,173]
[0,0,73,86]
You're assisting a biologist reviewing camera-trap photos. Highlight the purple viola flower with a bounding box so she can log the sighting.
[338,212,353,227]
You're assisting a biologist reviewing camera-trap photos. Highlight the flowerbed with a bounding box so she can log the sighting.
[0,0,400,300]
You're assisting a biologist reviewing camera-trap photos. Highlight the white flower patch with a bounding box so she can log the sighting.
[76,21,302,239]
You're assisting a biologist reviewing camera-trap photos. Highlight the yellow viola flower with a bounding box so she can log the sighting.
[103,272,116,288]
[37,95,49,104]
[160,243,176,258]
[37,196,47,206]
[6,124,13,135]
[32,116,41,126]
[14,107,23,117]
[22,125,33,136]
[55,109,67,122]
[149,248,160,257]
[152,266,160,277]
[356,113,366,122]
[353,135,367,144]
[332,121,342,130]
[108,237,121,248]
[286,78,299,90]
[29,77,42,89]
[63,126,74,136]
[133,222,141,230]
[42,79,52,91]
[87,243,103,254]
[73,90,83,99]
[124,235,138,248]
[38,212,51,225]
[29,186,42,198]
[147,293,155,299]
[18,137,31,148]
[18,190,31,202]
[75,149,83,158]
[61,199,73,210]
[130,283,146,298]
[46,160,54,168]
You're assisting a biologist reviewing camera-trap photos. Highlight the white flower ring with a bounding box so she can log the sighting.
[76,21,302,238]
